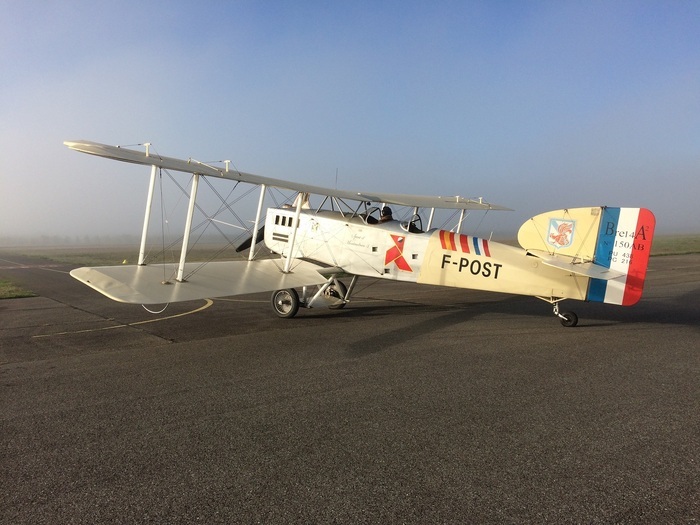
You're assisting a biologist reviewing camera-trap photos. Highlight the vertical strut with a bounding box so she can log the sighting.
[427,208,435,230]
[138,165,158,265]
[177,174,200,282]
[283,194,304,273]
[249,184,266,261]
[457,209,465,234]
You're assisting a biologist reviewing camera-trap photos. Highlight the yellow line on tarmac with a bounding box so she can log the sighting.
[32,299,214,338]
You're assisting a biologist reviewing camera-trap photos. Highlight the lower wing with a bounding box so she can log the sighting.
[70,259,328,304]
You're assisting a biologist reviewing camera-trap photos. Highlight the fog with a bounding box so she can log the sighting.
[2,1,699,248]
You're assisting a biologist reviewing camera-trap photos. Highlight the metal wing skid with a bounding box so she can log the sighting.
[64,140,511,211]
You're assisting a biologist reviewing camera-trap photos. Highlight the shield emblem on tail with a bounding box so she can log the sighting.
[548,219,575,249]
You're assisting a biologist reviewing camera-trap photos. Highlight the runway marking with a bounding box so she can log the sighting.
[32,299,214,338]
[0,257,68,273]
[0,264,63,270]
[39,267,71,274]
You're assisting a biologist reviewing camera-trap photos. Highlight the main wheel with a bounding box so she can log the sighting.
[559,311,578,327]
[271,288,300,318]
[325,280,347,309]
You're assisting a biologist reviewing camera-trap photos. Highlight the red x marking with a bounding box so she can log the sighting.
[385,235,412,272]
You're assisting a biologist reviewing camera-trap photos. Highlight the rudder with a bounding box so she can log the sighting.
[587,207,655,305]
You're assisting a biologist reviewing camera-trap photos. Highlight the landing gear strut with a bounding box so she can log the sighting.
[553,302,578,328]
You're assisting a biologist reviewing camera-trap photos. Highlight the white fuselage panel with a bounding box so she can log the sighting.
[264,209,429,282]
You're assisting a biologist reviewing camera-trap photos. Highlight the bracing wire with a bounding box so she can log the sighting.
[473,210,489,237]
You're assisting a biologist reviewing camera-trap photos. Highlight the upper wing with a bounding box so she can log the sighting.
[64,140,511,211]
[70,259,329,304]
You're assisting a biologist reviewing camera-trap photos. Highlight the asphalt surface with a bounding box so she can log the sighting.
[1,251,699,524]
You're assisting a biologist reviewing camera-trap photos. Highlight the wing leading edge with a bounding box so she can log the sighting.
[64,140,511,211]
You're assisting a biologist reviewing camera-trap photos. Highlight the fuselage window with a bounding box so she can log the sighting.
[275,215,295,228]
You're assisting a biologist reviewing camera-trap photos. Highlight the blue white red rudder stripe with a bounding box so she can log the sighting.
[587,207,655,305]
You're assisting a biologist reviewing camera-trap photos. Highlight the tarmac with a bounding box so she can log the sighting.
[1,251,699,523]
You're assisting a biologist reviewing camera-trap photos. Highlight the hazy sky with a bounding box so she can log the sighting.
[2,0,699,242]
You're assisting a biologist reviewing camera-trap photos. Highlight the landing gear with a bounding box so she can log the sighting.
[271,288,300,318]
[553,302,578,328]
[271,276,356,318]
[559,311,578,327]
[325,280,347,309]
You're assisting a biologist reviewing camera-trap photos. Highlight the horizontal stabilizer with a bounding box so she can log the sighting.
[70,259,328,304]
[527,250,626,279]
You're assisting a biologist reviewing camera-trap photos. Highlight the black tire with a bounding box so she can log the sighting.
[559,311,578,327]
[271,289,300,318]
[325,281,347,309]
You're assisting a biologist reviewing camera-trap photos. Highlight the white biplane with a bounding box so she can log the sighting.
[65,140,655,327]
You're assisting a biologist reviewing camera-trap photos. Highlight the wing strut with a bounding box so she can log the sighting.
[427,208,435,230]
[177,174,200,282]
[249,184,267,261]
[283,193,305,273]
[138,164,158,265]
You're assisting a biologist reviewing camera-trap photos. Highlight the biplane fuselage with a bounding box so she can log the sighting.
[265,207,590,301]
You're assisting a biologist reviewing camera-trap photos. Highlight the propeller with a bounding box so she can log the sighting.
[236,226,265,253]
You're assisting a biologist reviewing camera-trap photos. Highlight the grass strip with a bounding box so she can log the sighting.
[0,279,36,300]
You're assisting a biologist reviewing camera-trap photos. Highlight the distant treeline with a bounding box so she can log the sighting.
[0,234,141,247]
[0,234,225,247]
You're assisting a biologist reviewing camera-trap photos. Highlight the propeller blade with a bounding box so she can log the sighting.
[236,226,265,252]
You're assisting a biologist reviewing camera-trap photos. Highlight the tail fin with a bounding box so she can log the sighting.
[518,207,656,306]
[586,207,655,305]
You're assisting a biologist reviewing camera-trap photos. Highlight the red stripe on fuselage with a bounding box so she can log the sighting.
[439,230,448,250]
[459,234,470,253]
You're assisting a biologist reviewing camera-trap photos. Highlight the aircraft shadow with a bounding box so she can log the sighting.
[308,284,700,357]
[344,305,482,357]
